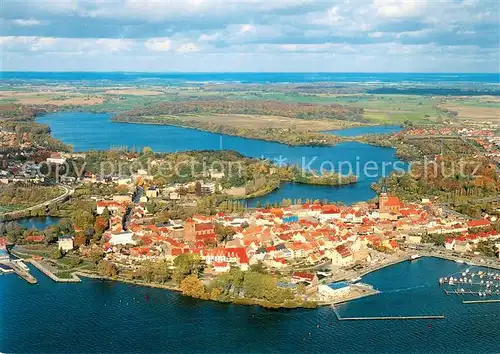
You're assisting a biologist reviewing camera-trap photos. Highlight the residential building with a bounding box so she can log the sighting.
[58,236,74,252]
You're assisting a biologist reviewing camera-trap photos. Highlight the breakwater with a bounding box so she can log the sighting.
[29,260,81,283]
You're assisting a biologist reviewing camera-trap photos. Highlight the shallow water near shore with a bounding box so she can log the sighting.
[37,112,407,206]
[1,257,498,353]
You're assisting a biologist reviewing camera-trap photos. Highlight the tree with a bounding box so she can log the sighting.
[115,185,129,195]
[74,233,87,247]
[89,248,105,265]
[71,210,95,231]
[210,288,222,301]
[94,216,109,237]
[173,253,204,283]
[296,283,306,295]
[179,275,205,298]
[101,207,111,221]
[250,261,267,274]
[53,247,63,259]
[139,259,173,283]
[214,223,236,243]
[97,259,118,278]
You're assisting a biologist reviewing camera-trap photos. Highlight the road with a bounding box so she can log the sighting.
[1,184,74,218]
[410,244,500,270]
[439,203,472,220]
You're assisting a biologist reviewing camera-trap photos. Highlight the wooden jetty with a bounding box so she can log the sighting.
[443,289,500,296]
[331,305,444,321]
[462,299,500,304]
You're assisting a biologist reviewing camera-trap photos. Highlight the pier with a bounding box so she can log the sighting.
[331,305,445,321]
[1,260,38,284]
[462,299,500,304]
[443,289,500,296]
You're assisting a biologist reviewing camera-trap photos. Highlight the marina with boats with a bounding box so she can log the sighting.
[439,268,500,298]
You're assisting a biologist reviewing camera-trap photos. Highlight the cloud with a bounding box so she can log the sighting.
[13,19,42,26]
[368,32,384,38]
[0,36,136,53]
[144,37,172,52]
[199,33,219,41]
[240,24,256,33]
[176,42,201,53]
[0,0,498,72]
[373,0,427,19]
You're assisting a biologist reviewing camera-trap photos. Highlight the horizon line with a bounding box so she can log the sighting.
[1,71,499,75]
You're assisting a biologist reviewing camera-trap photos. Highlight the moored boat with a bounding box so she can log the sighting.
[350,276,362,283]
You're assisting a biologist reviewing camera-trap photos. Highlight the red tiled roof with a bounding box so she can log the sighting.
[467,219,490,228]
[291,271,315,282]
[25,235,45,243]
[384,196,402,207]
[335,245,352,257]
[195,223,215,231]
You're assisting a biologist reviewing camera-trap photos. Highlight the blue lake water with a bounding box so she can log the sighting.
[37,112,407,206]
[16,216,62,230]
[1,257,498,353]
[326,125,403,137]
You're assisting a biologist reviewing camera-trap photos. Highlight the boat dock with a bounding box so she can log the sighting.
[0,260,38,284]
[443,289,500,296]
[331,306,445,321]
[462,299,500,304]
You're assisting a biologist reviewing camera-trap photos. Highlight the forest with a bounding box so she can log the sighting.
[113,100,365,122]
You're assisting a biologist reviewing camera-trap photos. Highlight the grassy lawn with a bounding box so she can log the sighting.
[0,205,23,213]
[55,271,76,279]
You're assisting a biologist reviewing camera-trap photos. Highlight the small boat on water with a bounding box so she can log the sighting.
[12,260,30,272]
[410,254,421,261]
[455,259,464,264]
[350,276,362,283]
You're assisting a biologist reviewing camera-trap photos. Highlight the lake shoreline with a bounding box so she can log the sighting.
[111,117,342,148]
[37,111,405,206]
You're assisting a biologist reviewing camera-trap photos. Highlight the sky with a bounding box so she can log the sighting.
[1,0,499,72]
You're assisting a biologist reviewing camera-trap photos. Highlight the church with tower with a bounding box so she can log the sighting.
[378,184,403,213]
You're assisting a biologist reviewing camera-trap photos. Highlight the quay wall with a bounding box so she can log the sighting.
[29,260,81,283]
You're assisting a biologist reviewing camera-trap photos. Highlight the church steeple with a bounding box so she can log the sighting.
[380,181,388,196]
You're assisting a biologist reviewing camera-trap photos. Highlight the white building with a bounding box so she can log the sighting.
[406,235,423,244]
[109,231,136,246]
[47,153,66,165]
[58,236,74,252]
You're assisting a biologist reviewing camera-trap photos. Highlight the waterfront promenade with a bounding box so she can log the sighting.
[28,259,81,283]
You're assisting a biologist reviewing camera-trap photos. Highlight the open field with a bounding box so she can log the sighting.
[103,88,165,96]
[438,104,500,122]
[2,83,498,126]
[0,90,104,106]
